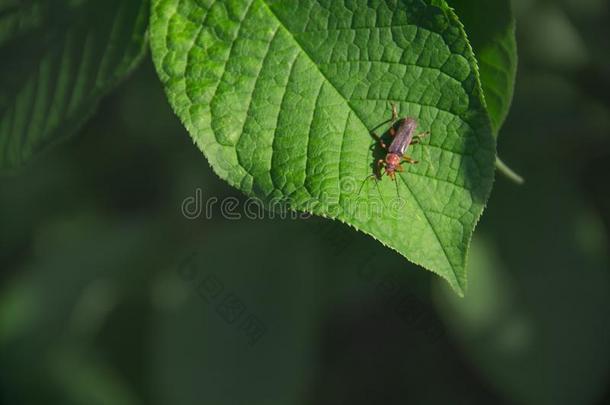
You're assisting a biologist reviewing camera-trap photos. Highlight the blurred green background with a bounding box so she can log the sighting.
[1,0,610,404]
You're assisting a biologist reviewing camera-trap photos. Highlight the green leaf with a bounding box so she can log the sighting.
[447,0,523,184]
[150,0,496,295]
[447,0,517,135]
[0,0,149,169]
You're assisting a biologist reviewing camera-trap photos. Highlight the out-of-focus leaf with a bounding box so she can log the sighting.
[448,0,517,134]
[0,0,149,169]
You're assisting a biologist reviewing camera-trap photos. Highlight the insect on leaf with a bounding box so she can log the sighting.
[150,0,496,295]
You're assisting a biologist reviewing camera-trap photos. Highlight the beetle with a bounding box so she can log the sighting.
[371,104,429,180]
[357,104,429,199]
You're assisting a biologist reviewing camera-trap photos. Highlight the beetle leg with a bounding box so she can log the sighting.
[409,131,429,146]
[390,103,398,121]
[396,164,404,172]
[389,127,396,137]
[414,131,430,141]
[376,159,386,178]
[403,155,419,164]
[357,174,379,197]
[371,132,387,149]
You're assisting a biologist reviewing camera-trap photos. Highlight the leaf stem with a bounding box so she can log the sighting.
[495,157,524,185]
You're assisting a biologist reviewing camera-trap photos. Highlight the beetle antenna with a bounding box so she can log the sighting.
[357,174,377,197]
[394,176,401,202]
[357,173,391,212]
[373,175,390,210]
